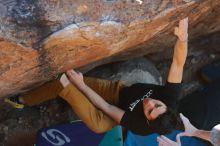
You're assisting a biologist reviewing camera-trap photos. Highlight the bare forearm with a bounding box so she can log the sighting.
[78,84,125,123]
[167,39,187,83]
[194,130,211,142]
[173,39,188,67]
[173,17,188,67]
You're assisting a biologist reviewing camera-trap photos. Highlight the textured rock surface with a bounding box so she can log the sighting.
[0,0,220,98]
[86,57,162,86]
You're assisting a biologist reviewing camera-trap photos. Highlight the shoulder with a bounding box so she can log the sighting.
[164,81,183,93]
[124,83,160,90]
[120,112,153,135]
[120,83,160,98]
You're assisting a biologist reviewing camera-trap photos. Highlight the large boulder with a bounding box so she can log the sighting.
[86,57,162,86]
[0,0,220,98]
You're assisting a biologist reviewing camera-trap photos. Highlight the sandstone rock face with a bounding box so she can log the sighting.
[0,0,220,98]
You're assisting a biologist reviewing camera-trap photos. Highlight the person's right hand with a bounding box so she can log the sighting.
[176,113,199,139]
[174,18,188,42]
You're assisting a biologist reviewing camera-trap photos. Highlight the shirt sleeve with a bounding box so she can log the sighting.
[158,82,183,108]
[120,112,133,128]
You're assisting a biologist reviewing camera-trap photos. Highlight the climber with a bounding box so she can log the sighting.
[5,17,188,135]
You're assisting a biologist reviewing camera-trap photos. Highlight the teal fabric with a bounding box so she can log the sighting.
[124,130,208,146]
[99,126,123,146]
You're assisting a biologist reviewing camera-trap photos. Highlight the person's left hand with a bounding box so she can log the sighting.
[157,135,181,146]
[66,69,85,89]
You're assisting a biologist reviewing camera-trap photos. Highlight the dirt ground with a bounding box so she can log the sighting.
[0,49,219,146]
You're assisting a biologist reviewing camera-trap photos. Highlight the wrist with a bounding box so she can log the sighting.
[194,129,203,137]
[177,33,188,42]
[76,82,86,90]
[178,38,188,42]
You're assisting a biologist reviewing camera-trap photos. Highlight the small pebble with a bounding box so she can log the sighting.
[191,58,197,64]
[18,117,23,124]
[209,54,215,59]
[3,126,8,133]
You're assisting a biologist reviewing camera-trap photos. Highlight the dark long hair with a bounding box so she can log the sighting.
[148,107,184,135]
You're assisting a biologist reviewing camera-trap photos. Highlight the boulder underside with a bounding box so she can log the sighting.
[0,0,220,98]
